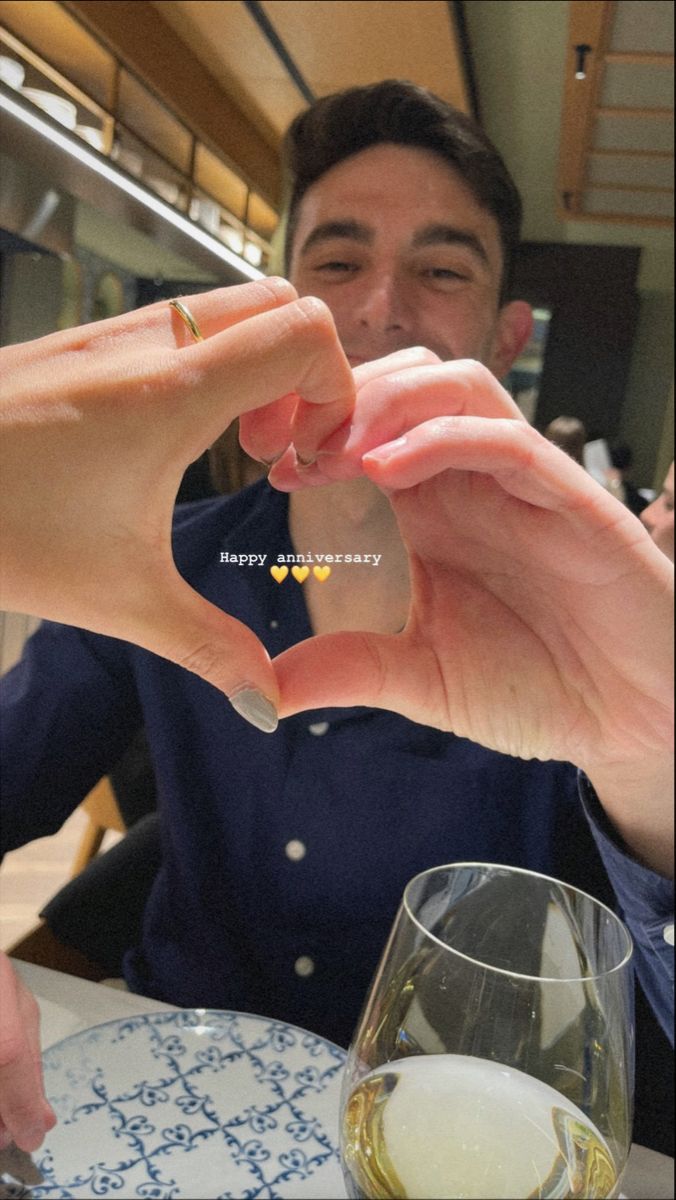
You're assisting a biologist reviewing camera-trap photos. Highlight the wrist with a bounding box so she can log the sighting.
[586,754,674,879]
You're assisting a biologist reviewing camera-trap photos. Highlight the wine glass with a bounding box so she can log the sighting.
[340,862,634,1200]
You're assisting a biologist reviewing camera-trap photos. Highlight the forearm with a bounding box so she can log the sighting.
[586,755,674,880]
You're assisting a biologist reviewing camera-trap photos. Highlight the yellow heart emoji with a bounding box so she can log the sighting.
[270,565,289,583]
[291,565,310,583]
[313,566,331,582]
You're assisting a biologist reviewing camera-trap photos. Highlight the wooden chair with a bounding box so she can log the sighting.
[69,777,126,877]
[7,777,127,979]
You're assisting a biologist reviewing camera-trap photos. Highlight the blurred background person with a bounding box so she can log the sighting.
[543,415,587,466]
[607,442,651,517]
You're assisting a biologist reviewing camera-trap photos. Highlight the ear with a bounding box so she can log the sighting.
[487,300,533,380]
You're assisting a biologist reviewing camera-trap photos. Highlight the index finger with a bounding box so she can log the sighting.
[4,279,301,374]
[163,277,299,345]
[223,297,354,462]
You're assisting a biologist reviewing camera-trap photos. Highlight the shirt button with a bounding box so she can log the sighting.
[308,721,330,736]
[285,839,306,861]
[294,955,315,978]
[269,619,279,629]
[663,923,674,946]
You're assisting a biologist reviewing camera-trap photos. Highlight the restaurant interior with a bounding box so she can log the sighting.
[0,2,673,1197]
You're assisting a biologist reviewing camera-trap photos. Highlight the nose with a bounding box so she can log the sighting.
[354,271,411,334]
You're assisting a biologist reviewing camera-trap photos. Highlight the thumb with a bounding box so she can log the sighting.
[131,577,280,733]
[274,629,430,722]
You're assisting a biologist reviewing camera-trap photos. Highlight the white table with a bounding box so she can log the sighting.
[12,961,676,1200]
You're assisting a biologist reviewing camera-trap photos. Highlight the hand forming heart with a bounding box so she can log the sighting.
[2,288,672,870]
[0,280,354,724]
[241,350,674,874]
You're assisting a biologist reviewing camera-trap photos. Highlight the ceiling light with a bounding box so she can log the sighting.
[76,124,105,152]
[574,44,592,81]
[22,87,77,129]
[0,54,25,89]
[243,242,263,267]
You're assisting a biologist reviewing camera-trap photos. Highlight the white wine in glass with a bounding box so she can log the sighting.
[340,863,634,1200]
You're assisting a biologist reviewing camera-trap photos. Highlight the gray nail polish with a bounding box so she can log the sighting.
[0,1140,44,1182]
[229,687,278,733]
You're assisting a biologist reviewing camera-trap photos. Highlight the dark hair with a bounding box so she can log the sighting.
[282,80,523,304]
[543,416,587,466]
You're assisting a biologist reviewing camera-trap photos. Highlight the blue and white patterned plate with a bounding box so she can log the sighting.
[2,1010,348,1200]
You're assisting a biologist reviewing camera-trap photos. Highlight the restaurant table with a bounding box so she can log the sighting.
[7,961,676,1200]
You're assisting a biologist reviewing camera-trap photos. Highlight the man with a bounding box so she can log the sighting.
[2,82,673,1154]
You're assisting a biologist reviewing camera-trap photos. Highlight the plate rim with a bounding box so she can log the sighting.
[41,1006,348,1062]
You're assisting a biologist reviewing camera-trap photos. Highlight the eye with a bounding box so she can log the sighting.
[422,267,470,280]
[313,260,359,274]
[424,267,465,278]
[418,266,471,288]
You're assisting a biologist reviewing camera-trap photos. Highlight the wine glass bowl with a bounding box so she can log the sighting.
[340,863,634,1200]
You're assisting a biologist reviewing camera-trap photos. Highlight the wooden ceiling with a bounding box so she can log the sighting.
[152,0,472,145]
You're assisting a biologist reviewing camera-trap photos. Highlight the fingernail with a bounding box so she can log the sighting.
[229,686,278,733]
[295,453,317,469]
[258,451,284,468]
[363,436,408,463]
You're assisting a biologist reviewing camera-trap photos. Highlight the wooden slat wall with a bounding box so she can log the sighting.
[558,0,674,228]
[558,0,616,219]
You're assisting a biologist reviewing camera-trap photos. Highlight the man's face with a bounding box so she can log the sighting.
[289,143,531,378]
[641,461,675,563]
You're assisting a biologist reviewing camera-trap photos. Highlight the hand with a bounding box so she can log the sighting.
[0,954,55,1152]
[243,353,674,869]
[0,281,353,711]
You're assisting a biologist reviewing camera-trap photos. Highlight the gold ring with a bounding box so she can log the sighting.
[169,298,204,342]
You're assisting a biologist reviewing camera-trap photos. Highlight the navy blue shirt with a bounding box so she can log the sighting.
[1,481,672,1054]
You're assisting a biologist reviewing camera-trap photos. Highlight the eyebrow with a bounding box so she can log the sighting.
[298,219,490,267]
[411,224,490,266]
[299,220,373,256]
